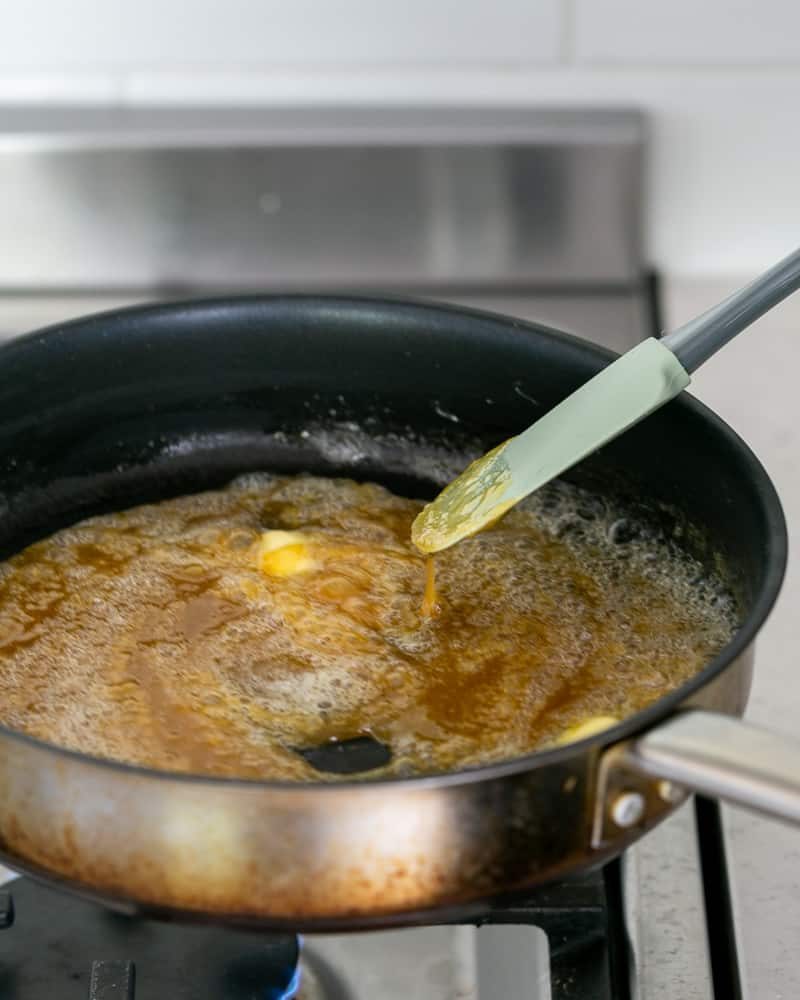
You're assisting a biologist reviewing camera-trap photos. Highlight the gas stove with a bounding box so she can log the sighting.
[0,106,756,998]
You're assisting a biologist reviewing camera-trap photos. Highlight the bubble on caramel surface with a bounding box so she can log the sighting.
[0,468,736,781]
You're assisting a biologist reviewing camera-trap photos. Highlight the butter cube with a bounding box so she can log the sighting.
[556,715,618,745]
[259,531,315,577]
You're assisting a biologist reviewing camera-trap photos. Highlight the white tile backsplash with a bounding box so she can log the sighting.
[0,0,560,69]
[575,0,800,64]
[0,0,799,277]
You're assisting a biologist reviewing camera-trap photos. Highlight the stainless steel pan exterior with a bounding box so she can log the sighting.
[0,297,787,928]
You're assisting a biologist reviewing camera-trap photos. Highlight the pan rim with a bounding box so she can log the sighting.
[0,293,788,792]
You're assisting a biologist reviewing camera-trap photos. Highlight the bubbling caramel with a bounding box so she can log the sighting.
[0,473,736,780]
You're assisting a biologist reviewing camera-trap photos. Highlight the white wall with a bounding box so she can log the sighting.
[1,0,799,278]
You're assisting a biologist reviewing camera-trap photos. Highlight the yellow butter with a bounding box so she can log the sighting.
[258,531,315,577]
[556,715,618,745]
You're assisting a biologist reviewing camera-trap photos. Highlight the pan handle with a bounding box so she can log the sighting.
[620,709,800,825]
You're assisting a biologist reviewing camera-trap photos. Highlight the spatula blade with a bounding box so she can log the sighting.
[412,338,690,553]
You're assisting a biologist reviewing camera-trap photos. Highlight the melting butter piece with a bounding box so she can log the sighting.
[556,715,618,745]
[259,531,316,577]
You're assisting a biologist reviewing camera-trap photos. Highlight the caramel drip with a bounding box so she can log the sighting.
[420,556,441,618]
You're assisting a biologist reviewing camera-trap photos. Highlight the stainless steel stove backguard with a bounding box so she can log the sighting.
[0,107,643,293]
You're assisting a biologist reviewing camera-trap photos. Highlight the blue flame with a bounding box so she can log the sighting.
[265,934,302,1000]
[277,962,301,1000]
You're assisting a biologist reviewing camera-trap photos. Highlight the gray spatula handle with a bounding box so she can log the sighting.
[662,246,800,374]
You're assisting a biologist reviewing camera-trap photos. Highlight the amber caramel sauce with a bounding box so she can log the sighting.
[420,558,440,619]
[0,474,736,780]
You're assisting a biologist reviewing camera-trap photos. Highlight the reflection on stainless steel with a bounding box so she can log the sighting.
[0,107,643,291]
[299,925,550,999]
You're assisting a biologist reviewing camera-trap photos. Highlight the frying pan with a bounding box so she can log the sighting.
[0,295,793,930]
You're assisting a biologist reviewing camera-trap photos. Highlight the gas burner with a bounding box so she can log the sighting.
[0,878,300,1000]
[0,869,628,1000]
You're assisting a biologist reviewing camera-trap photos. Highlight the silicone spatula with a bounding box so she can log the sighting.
[412,245,800,554]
